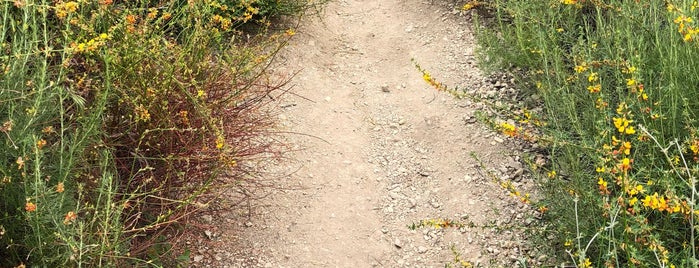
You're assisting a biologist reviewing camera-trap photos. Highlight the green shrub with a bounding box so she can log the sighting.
[1,0,309,266]
[472,0,699,266]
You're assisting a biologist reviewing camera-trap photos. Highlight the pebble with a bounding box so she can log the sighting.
[394,239,402,248]
[417,246,428,254]
[389,192,402,200]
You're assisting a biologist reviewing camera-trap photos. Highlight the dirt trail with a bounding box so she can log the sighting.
[192,0,537,267]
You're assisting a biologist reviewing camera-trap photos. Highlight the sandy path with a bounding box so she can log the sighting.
[193,0,536,267]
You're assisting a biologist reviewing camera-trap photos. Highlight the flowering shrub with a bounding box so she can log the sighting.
[468,0,699,266]
[0,0,312,266]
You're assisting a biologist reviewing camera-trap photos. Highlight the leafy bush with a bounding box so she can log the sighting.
[472,0,699,266]
[0,0,310,266]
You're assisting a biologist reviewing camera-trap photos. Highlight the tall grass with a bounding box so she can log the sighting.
[472,0,699,266]
[1,0,314,266]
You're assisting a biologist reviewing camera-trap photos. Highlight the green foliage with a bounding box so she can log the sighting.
[473,0,699,266]
[1,0,311,266]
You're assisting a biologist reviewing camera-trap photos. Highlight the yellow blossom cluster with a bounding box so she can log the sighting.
[70,33,110,54]
[55,1,79,19]
[668,3,699,42]
[462,1,480,11]
[500,181,531,204]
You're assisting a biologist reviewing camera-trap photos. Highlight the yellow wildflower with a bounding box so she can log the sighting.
[598,177,609,194]
[16,157,24,169]
[613,117,635,135]
[620,141,632,155]
[55,1,79,19]
[588,72,599,83]
[629,197,638,206]
[500,122,517,137]
[36,139,47,149]
[587,84,601,93]
[25,202,36,212]
[215,135,225,149]
[619,158,632,172]
[63,211,77,224]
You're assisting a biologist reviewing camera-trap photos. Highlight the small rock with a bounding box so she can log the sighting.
[525,217,535,226]
[512,169,524,180]
[204,230,214,240]
[409,199,417,208]
[245,221,253,227]
[381,84,390,92]
[193,255,204,262]
[417,246,428,254]
[494,137,505,143]
[394,238,403,249]
[202,215,213,223]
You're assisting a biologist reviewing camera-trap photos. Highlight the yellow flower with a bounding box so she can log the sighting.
[587,84,601,93]
[582,258,592,268]
[16,156,24,169]
[588,72,599,83]
[462,2,477,11]
[134,104,151,122]
[574,63,588,73]
[36,139,47,149]
[597,177,609,194]
[25,202,36,212]
[215,135,225,149]
[55,1,79,19]
[629,197,638,206]
[619,158,632,172]
[626,78,636,87]
[611,135,620,146]
[547,170,557,178]
[613,117,635,135]
[620,141,632,155]
[561,0,577,5]
[63,211,77,224]
[500,122,517,137]
[616,102,627,115]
